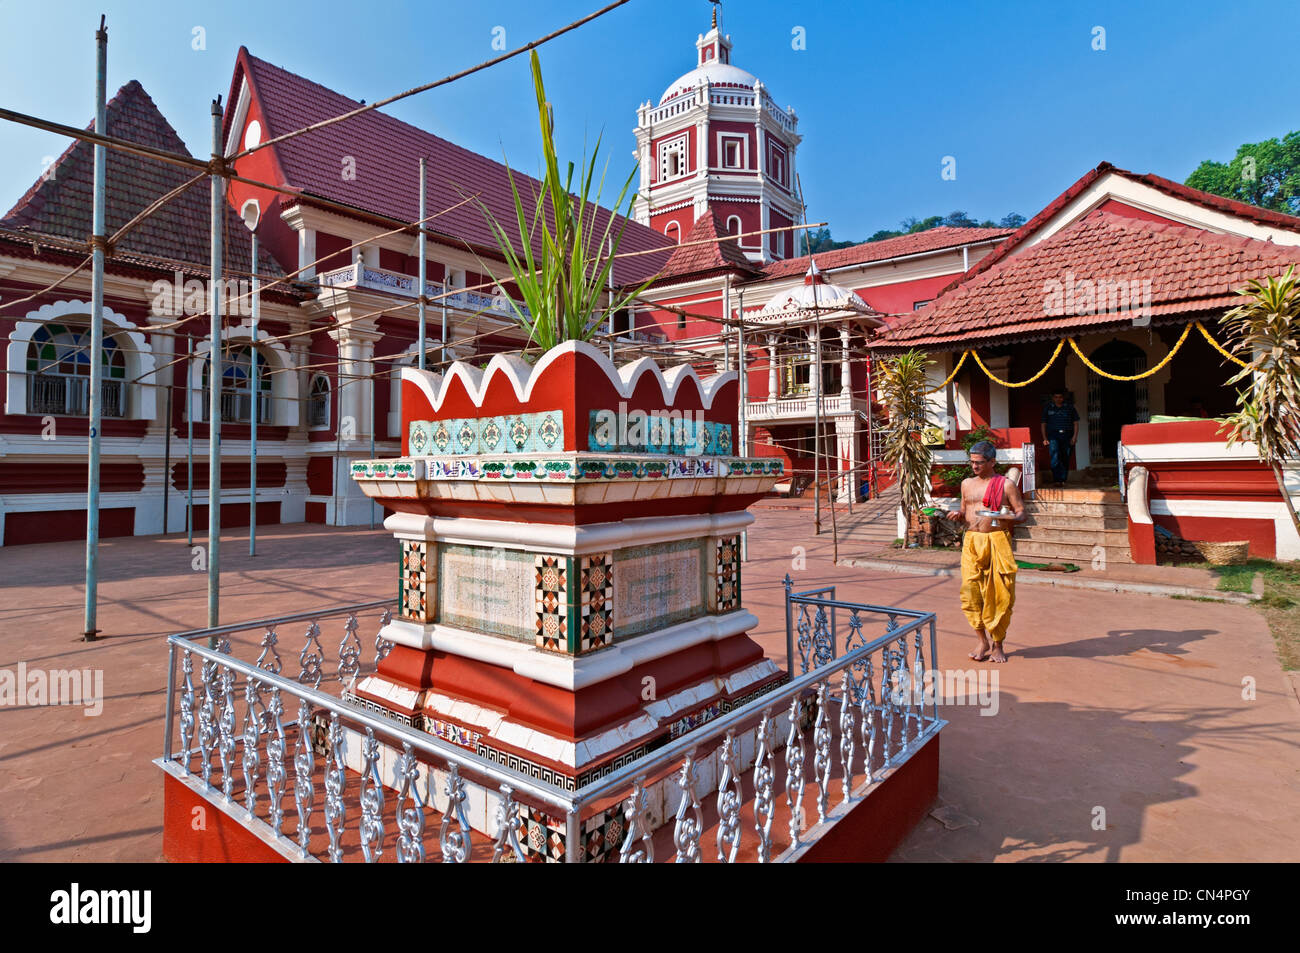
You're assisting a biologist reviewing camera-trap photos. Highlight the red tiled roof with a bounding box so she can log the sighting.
[656,209,759,281]
[232,49,674,284]
[934,162,1300,299]
[877,210,1300,350]
[759,226,1011,280]
[1,80,285,283]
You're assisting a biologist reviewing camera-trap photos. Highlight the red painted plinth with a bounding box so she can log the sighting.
[796,733,940,863]
[162,769,287,864]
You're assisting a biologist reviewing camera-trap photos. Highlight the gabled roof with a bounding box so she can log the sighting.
[934,162,1300,298]
[759,226,1010,280]
[656,209,760,281]
[229,48,675,284]
[877,210,1300,351]
[1,80,285,284]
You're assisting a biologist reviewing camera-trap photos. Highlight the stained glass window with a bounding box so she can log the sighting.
[202,345,272,423]
[26,322,127,417]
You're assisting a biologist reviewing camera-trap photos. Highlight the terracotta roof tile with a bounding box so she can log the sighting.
[1,80,284,282]
[234,50,674,284]
[656,209,759,280]
[878,210,1300,350]
[760,226,1011,279]
[934,162,1300,299]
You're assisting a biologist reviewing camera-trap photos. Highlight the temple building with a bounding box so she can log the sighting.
[875,162,1300,561]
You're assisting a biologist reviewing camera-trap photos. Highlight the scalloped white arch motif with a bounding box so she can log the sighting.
[188,320,299,427]
[400,340,737,415]
[6,299,158,419]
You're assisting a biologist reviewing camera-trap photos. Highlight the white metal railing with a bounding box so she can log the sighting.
[159,594,940,863]
[746,393,864,422]
[29,374,124,417]
[317,265,529,320]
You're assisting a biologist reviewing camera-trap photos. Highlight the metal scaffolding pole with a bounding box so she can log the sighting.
[812,267,823,536]
[249,228,260,557]
[186,336,193,547]
[82,15,107,641]
[369,372,376,530]
[417,157,427,371]
[207,97,224,630]
[737,286,748,562]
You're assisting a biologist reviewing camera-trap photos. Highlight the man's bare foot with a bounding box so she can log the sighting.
[969,633,991,661]
[989,643,1008,663]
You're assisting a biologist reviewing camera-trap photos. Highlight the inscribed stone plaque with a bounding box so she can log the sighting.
[613,539,704,638]
[438,544,534,640]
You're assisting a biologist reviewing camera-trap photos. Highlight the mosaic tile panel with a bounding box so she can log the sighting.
[613,539,705,639]
[408,410,564,457]
[437,544,534,640]
[710,534,741,614]
[534,555,574,653]
[352,459,419,480]
[398,539,435,623]
[517,803,624,863]
[577,552,614,654]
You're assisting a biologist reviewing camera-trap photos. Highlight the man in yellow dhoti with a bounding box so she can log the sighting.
[944,441,1025,663]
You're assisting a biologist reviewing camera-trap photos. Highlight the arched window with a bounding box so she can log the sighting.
[26,322,126,417]
[202,345,271,423]
[665,221,680,244]
[308,373,331,428]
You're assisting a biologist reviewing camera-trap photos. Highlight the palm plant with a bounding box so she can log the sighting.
[1219,266,1300,537]
[877,349,938,521]
[475,51,654,351]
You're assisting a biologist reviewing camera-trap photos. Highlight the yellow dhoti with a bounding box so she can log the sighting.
[960,530,1017,643]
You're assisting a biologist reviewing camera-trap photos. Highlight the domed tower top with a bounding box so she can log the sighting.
[634,7,803,265]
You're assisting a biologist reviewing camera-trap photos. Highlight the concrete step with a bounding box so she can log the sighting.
[1013,526,1130,546]
[1021,512,1129,531]
[1031,487,1123,504]
[1013,538,1134,564]
[1025,500,1129,518]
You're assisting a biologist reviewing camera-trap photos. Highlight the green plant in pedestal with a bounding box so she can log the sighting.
[475,51,655,352]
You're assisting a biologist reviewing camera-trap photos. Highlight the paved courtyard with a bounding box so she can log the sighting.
[1,509,1298,862]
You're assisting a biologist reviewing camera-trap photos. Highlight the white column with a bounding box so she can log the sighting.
[808,327,820,397]
[767,338,778,399]
[298,227,317,279]
[834,417,857,502]
[839,324,850,396]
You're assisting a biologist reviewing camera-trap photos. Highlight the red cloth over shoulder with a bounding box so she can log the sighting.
[982,474,1007,512]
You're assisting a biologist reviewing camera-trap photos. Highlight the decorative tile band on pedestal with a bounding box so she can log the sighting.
[710,534,741,613]
[534,555,572,653]
[577,552,614,654]
[352,454,785,482]
[399,539,435,623]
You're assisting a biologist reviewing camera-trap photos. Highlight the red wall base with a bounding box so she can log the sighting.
[796,732,940,863]
[162,770,288,863]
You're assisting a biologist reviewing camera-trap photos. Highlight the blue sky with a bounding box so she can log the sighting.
[2,0,1298,242]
